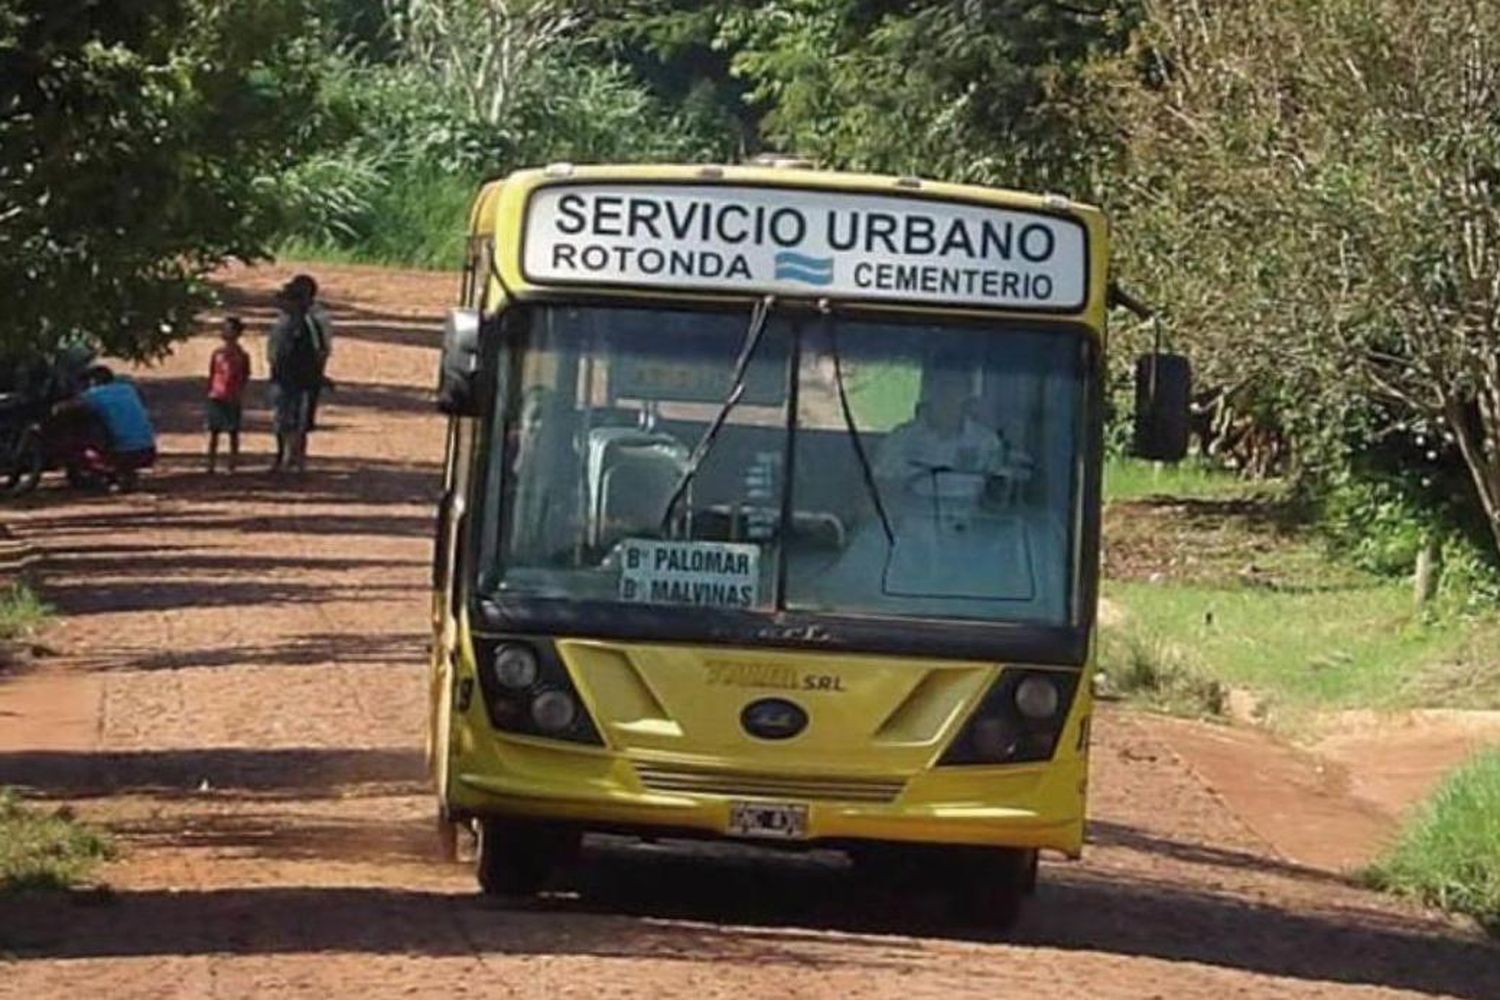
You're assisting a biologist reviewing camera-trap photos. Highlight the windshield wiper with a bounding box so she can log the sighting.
[659,295,776,533]
[824,307,895,547]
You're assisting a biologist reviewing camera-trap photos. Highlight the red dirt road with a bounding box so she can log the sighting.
[1,264,1496,999]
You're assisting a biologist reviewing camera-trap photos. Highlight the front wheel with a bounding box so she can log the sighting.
[949,847,1036,929]
[475,817,579,896]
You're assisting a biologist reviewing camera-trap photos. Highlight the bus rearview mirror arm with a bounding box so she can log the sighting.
[1107,280,1153,322]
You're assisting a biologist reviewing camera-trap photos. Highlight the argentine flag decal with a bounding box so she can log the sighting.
[773,251,834,285]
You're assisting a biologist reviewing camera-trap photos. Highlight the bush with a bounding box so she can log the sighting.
[1317,471,1500,610]
[1366,751,1500,935]
[0,788,113,892]
[1096,626,1227,717]
[0,583,50,643]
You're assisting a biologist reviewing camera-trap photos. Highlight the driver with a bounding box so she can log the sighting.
[873,364,1004,491]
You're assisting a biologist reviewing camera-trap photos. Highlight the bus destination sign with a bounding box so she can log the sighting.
[522,183,1087,310]
[619,538,761,609]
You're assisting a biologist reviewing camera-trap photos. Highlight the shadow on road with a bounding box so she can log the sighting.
[0,747,425,800]
[1087,819,1352,887]
[138,375,435,438]
[2,838,1496,998]
[0,884,919,973]
[86,630,427,673]
[209,283,445,351]
[7,455,440,514]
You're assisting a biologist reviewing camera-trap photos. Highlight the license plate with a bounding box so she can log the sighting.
[727,801,809,840]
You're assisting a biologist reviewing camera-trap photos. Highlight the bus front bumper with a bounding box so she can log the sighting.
[450,746,1087,856]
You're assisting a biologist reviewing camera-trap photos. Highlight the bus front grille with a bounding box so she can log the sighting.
[633,763,906,803]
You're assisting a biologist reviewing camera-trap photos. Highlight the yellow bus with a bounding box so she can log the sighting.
[429,160,1186,925]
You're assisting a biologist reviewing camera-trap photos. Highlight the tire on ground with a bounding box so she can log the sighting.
[475,817,580,896]
[950,846,1036,929]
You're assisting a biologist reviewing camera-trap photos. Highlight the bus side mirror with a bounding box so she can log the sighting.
[437,308,484,415]
[1133,352,1192,462]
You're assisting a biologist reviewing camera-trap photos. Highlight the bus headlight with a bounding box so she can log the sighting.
[1014,675,1060,720]
[530,690,578,733]
[492,644,538,689]
[939,668,1080,766]
[472,637,602,746]
[969,715,1021,761]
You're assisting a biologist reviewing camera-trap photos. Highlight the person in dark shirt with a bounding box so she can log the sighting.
[266,275,329,472]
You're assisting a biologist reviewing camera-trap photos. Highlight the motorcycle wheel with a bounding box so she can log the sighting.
[64,464,106,491]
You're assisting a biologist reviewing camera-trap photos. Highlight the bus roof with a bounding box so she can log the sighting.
[469,164,1103,234]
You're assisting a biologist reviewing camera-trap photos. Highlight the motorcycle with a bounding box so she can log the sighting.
[0,392,47,497]
[0,346,98,498]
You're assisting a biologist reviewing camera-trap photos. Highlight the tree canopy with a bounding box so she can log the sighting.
[1088,0,1500,559]
[0,0,333,363]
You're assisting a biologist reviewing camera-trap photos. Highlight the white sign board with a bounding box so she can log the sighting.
[523,183,1087,310]
[619,538,761,609]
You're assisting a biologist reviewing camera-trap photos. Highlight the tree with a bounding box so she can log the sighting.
[619,1,1136,190]
[384,0,596,126]
[1092,0,1500,557]
[713,0,1137,193]
[0,0,334,363]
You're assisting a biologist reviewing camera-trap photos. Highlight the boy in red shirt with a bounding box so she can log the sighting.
[206,316,251,473]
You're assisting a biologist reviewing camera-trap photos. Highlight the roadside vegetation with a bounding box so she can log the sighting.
[1366,751,1500,936]
[0,789,112,893]
[1098,459,1500,727]
[0,583,51,673]
[0,583,49,645]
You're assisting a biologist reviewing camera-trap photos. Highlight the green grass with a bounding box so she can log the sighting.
[1104,456,1260,503]
[1100,459,1500,724]
[1100,578,1495,723]
[0,583,49,643]
[276,168,476,271]
[1366,751,1500,935]
[0,789,113,892]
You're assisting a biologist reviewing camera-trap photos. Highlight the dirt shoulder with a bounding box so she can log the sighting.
[0,263,1495,999]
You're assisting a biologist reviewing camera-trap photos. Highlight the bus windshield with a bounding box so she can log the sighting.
[477,304,1088,628]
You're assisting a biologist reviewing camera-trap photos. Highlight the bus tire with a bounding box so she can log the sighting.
[475,817,577,896]
[952,847,1034,929]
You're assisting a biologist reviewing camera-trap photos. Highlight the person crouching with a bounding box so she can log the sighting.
[51,366,157,492]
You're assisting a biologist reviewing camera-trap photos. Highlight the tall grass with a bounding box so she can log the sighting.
[277,168,478,271]
[1366,751,1500,935]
